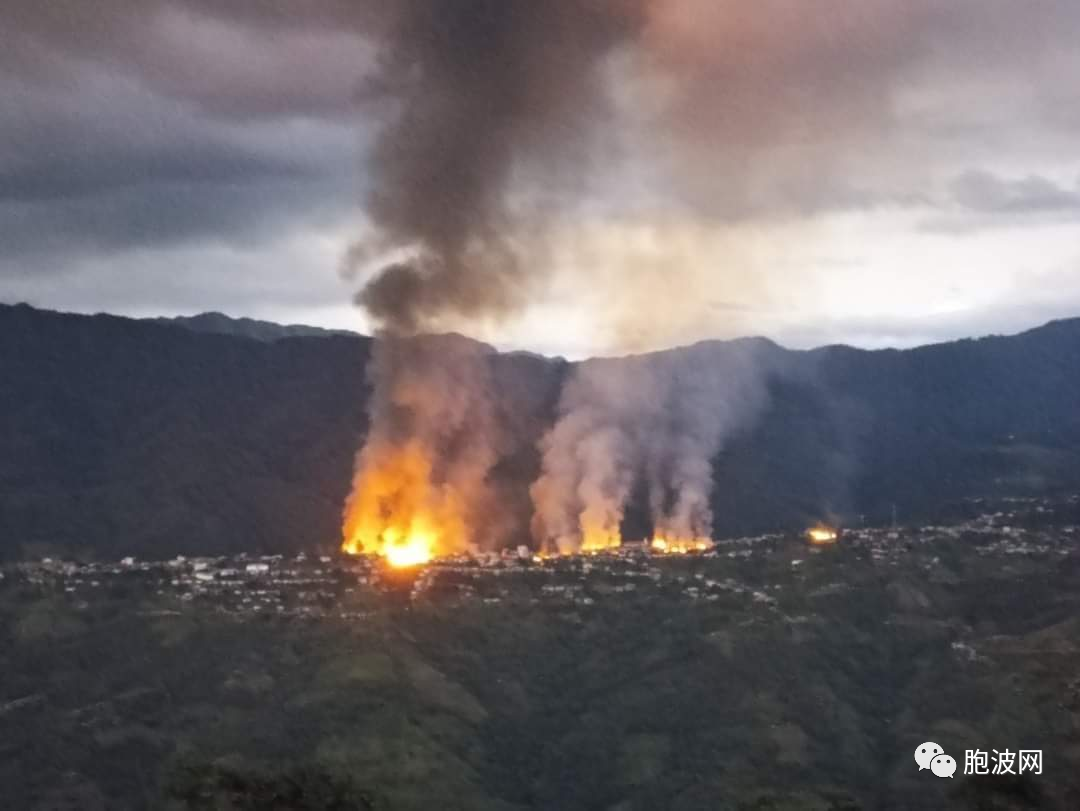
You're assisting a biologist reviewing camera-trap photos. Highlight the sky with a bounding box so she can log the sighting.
[2,0,1080,359]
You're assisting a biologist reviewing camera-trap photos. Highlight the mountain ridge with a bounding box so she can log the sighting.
[11,299,1080,357]
[2,302,1079,560]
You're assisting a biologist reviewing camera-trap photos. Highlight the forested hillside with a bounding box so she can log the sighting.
[2,303,1079,560]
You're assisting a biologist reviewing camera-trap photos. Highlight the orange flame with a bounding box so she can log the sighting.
[806,525,838,545]
[380,526,435,568]
[580,529,622,553]
[577,507,623,553]
[650,536,713,554]
[341,440,468,567]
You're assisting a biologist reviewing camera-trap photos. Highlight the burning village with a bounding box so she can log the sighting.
[9,494,1079,616]
[6,0,1080,808]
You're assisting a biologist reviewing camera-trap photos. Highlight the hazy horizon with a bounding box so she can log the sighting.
[6,297,1076,362]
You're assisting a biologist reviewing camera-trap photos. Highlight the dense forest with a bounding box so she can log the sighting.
[2,302,1080,561]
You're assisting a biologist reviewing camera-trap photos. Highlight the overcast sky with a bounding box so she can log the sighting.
[2,1,1079,358]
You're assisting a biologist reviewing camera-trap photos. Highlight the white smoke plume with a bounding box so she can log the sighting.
[641,340,771,541]
[532,340,772,551]
[530,356,652,552]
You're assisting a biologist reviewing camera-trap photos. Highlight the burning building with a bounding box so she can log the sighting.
[650,537,714,554]
[806,525,840,546]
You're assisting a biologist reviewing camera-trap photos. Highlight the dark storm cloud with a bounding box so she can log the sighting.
[344,0,1080,337]
[0,174,348,263]
[0,0,368,275]
[0,0,376,120]
[0,132,312,205]
[0,99,353,266]
[919,168,1080,234]
[950,170,1080,215]
[2,0,1080,334]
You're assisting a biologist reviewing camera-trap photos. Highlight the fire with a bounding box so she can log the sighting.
[580,529,622,553]
[381,527,435,568]
[806,525,838,545]
[577,509,623,554]
[650,536,713,554]
[341,440,468,567]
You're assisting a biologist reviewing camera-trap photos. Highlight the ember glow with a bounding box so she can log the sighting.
[650,537,713,554]
[806,526,839,545]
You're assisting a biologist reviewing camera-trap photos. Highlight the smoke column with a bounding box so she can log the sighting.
[343,1,646,555]
[346,0,648,331]
[341,335,506,556]
[341,1,943,555]
[530,357,658,553]
[531,341,771,552]
[640,341,770,542]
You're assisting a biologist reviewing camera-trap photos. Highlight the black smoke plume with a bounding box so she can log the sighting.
[347,0,646,334]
